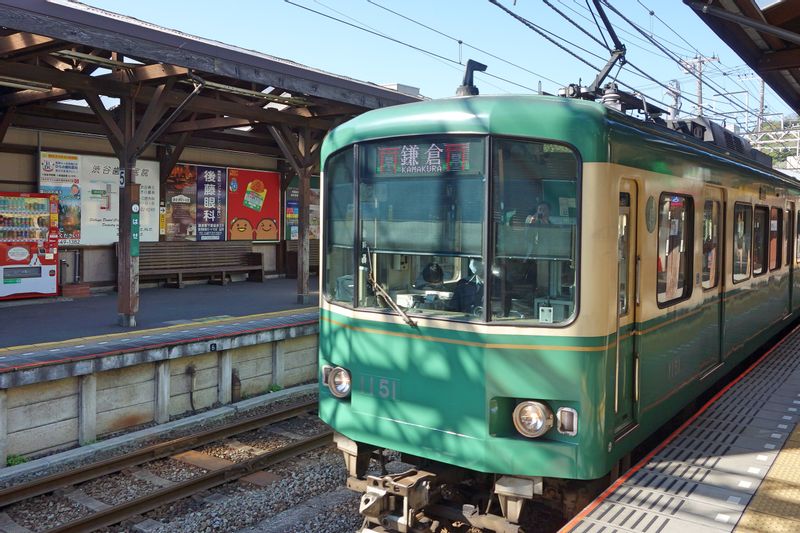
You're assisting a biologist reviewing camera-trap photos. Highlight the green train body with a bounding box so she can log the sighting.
[317,95,800,505]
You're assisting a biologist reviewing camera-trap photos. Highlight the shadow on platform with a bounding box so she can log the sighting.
[0,277,319,349]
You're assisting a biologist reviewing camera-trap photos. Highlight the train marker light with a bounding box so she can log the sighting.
[329,367,352,398]
[322,365,333,385]
[557,407,578,436]
[512,401,554,438]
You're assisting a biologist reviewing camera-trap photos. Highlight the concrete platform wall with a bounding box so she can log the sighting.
[0,330,318,463]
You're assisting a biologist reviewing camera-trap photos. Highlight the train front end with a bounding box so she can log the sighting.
[318,96,613,530]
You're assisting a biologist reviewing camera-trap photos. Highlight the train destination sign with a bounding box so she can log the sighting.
[371,138,483,176]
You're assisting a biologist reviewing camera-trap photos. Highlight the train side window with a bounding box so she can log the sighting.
[702,200,720,289]
[753,206,768,276]
[769,207,781,270]
[733,203,752,283]
[796,211,800,264]
[657,193,692,306]
[785,209,791,267]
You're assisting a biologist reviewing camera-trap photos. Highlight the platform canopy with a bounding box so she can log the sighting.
[686,0,800,114]
[0,0,421,324]
[0,0,419,156]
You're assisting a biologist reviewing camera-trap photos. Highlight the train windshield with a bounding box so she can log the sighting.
[323,136,579,325]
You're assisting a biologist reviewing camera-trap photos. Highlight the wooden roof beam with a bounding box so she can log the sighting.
[0,60,332,129]
[0,32,57,57]
[763,0,800,28]
[757,48,800,72]
[165,116,254,133]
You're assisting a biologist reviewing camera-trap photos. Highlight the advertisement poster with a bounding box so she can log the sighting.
[284,187,320,240]
[196,166,227,241]
[80,155,159,244]
[285,187,299,241]
[39,152,81,245]
[309,188,320,240]
[165,164,197,241]
[227,168,281,241]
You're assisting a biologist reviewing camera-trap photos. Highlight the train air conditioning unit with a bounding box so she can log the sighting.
[668,117,772,167]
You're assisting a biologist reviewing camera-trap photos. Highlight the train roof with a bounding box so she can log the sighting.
[322,94,800,192]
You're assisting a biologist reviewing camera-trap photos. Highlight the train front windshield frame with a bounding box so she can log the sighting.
[323,135,580,326]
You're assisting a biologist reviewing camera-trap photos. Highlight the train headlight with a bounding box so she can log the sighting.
[512,401,554,438]
[328,367,352,398]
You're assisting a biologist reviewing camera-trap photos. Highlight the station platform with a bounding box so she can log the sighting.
[0,276,318,348]
[0,277,320,381]
[561,325,800,533]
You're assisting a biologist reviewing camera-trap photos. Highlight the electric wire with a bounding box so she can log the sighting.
[632,0,758,115]
[585,0,610,50]
[531,0,717,116]
[599,0,754,117]
[490,0,692,115]
[632,0,792,123]
[366,0,563,87]
[284,0,541,93]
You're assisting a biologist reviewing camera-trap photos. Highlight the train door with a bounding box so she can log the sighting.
[702,186,724,369]
[614,180,638,435]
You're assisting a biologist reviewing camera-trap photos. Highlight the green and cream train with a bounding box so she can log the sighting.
[317,94,800,531]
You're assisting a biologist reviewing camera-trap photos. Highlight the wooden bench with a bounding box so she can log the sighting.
[138,241,264,288]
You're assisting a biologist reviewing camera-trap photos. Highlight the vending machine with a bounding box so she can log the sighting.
[0,192,59,300]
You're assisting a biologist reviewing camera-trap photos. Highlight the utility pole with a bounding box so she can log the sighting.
[758,78,765,131]
[667,79,682,120]
[681,55,718,116]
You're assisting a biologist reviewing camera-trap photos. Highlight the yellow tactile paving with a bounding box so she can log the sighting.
[735,423,800,532]
[735,511,800,533]
[0,306,317,355]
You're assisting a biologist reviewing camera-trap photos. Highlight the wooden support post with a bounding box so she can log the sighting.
[155,361,170,424]
[117,181,140,326]
[78,375,97,445]
[297,166,312,304]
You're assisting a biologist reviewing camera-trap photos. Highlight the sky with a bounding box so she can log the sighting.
[82,0,796,130]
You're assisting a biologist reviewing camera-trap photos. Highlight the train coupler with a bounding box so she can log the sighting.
[359,469,437,533]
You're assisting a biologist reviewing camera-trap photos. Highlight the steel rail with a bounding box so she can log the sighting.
[0,398,318,507]
[46,430,334,533]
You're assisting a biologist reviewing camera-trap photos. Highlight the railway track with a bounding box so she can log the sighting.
[0,398,332,532]
[46,430,332,532]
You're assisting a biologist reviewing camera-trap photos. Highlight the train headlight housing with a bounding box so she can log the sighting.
[512,401,554,438]
[328,366,352,399]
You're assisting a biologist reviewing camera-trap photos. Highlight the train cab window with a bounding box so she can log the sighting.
[657,194,692,305]
[354,136,486,321]
[733,203,752,282]
[323,148,355,304]
[769,207,782,270]
[753,207,768,276]
[702,200,720,289]
[490,138,579,324]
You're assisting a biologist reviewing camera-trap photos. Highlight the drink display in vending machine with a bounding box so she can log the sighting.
[0,192,59,300]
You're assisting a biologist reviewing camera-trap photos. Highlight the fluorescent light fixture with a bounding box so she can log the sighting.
[0,76,52,92]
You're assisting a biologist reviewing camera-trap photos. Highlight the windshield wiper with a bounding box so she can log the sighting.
[363,245,417,328]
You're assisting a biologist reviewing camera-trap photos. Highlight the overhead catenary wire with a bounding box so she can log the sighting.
[499,0,717,116]
[634,0,758,103]
[599,0,756,118]
[366,0,563,87]
[601,0,750,117]
[284,0,543,93]
[560,0,754,117]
